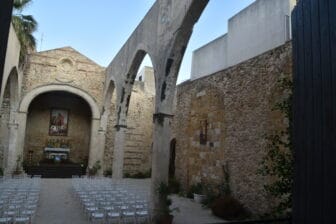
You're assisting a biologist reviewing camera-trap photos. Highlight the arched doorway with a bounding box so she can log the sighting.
[13,85,102,176]
[23,91,92,176]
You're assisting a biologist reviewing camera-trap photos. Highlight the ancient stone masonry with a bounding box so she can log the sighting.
[23,47,105,105]
[24,92,92,165]
[104,81,154,175]
[0,88,10,168]
[173,42,292,215]
[20,47,155,173]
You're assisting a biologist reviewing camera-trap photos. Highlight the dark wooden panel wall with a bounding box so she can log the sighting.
[0,0,14,92]
[292,0,336,223]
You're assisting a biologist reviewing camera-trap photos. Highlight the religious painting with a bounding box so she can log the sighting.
[49,109,69,136]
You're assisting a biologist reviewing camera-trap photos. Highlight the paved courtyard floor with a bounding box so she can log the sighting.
[35,179,89,224]
[171,195,225,224]
[34,178,225,224]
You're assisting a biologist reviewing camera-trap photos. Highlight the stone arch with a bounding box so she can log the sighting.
[101,80,116,128]
[7,67,19,110]
[119,49,156,122]
[104,0,210,214]
[111,49,156,178]
[12,84,102,173]
[103,80,115,113]
[155,1,210,114]
[0,66,19,112]
[19,84,100,119]
[0,66,19,172]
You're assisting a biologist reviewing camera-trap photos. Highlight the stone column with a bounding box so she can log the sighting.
[88,118,104,174]
[4,121,18,174]
[7,111,27,174]
[112,125,127,179]
[150,113,174,216]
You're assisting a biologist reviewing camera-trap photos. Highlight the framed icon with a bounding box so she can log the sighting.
[49,109,69,136]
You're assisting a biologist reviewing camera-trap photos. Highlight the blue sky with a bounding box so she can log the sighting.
[24,0,255,83]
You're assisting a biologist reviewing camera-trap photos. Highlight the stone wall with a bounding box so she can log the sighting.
[104,81,155,175]
[20,47,104,166]
[123,82,154,174]
[23,47,105,106]
[24,92,91,164]
[20,46,155,174]
[103,92,117,172]
[0,87,10,168]
[173,42,292,215]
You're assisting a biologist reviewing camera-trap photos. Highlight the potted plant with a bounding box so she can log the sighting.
[156,182,179,224]
[88,160,101,176]
[189,183,206,203]
[103,168,112,177]
[12,155,23,176]
[168,177,181,194]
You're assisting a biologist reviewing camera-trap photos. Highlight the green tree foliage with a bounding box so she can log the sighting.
[12,0,37,63]
[259,74,293,217]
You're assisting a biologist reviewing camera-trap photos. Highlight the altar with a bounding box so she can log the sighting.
[44,147,70,161]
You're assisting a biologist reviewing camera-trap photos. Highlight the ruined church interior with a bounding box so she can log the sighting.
[2,0,332,223]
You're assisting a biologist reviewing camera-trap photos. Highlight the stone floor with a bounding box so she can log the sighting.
[33,179,225,224]
[171,195,225,224]
[35,179,89,224]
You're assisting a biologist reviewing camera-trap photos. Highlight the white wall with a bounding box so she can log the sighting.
[191,35,228,80]
[191,0,296,80]
[136,66,155,95]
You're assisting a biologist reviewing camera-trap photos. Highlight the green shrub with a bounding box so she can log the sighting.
[12,155,23,175]
[168,177,180,194]
[103,168,112,177]
[123,172,131,178]
[211,195,250,220]
[201,186,218,207]
[123,169,151,179]
[143,168,151,178]
[258,75,293,217]
[157,182,172,216]
[88,160,101,176]
[178,191,186,197]
[219,163,231,196]
[156,182,179,218]
[132,172,147,178]
[187,183,203,198]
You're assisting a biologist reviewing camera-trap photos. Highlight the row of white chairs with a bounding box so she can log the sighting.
[72,177,152,224]
[0,176,41,224]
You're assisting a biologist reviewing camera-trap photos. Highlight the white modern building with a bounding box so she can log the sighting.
[191,0,296,80]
